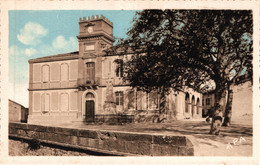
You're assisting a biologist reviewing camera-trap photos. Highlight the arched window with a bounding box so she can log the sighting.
[42,65,50,82]
[196,98,200,114]
[191,95,195,115]
[60,63,69,81]
[185,93,190,113]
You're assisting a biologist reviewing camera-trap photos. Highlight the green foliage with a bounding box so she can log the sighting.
[116,10,252,98]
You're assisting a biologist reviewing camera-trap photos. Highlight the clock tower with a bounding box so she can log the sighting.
[77,15,115,89]
[77,15,115,57]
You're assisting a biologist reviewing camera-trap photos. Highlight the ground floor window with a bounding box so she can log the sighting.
[128,90,135,109]
[115,91,124,106]
[137,91,146,110]
[148,90,159,110]
[41,93,50,112]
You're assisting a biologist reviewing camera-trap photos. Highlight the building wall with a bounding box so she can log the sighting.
[30,59,78,90]
[9,100,28,123]
[9,100,21,122]
[231,81,252,120]
[28,89,79,124]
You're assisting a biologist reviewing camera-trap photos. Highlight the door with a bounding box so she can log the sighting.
[85,100,95,122]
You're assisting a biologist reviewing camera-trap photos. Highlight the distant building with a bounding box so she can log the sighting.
[202,92,215,117]
[202,76,252,120]
[231,78,252,120]
[28,15,202,125]
[9,99,28,123]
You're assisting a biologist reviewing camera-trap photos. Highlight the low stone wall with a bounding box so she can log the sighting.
[9,122,195,156]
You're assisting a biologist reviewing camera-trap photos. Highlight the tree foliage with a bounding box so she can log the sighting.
[111,10,252,127]
[118,10,252,95]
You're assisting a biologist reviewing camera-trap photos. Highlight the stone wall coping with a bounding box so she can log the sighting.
[9,122,196,156]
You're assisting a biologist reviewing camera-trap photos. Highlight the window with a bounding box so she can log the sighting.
[128,90,135,109]
[185,93,190,113]
[42,65,50,82]
[137,91,146,110]
[115,91,124,106]
[197,98,200,114]
[41,93,50,112]
[115,59,123,77]
[206,98,211,105]
[86,62,95,82]
[60,93,69,111]
[148,90,159,109]
[61,63,69,81]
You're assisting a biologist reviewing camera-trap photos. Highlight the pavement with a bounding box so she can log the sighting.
[40,116,253,157]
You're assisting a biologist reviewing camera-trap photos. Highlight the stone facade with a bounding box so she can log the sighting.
[28,15,202,124]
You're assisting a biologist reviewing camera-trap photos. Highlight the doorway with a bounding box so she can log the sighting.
[85,100,95,122]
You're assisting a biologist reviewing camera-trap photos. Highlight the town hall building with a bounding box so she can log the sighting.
[27,15,202,124]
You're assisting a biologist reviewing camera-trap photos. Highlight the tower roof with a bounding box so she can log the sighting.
[79,15,113,27]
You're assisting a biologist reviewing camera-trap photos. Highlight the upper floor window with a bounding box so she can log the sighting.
[114,59,123,78]
[115,91,124,106]
[86,62,95,81]
[206,98,211,105]
[61,63,69,81]
[42,65,50,82]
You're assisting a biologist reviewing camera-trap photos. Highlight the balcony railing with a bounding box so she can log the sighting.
[77,77,100,87]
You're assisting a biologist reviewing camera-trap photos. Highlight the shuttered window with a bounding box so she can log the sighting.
[41,93,50,112]
[61,63,69,81]
[42,65,50,82]
[86,62,95,82]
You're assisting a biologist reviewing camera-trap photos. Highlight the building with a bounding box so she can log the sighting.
[9,99,28,123]
[231,78,252,120]
[202,92,215,117]
[27,15,202,124]
[202,76,252,121]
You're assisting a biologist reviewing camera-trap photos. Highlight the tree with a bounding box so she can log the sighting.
[112,10,252,133]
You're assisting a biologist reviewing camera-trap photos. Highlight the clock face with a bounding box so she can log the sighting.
[88,27,93,33]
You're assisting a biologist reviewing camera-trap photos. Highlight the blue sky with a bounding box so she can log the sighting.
[9,10,137,106]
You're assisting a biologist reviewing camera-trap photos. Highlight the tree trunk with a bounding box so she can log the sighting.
[156,87,167,123]
[209,87,224,135]
[222,85,233,126]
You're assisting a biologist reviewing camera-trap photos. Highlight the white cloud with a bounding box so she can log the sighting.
[52,35,77,51]
[17,22,48,45]
[9,45,25,56]
[9,45,37,58]
[25,48,37,56]
[38,35,77,56]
